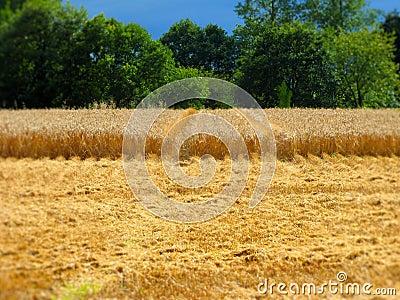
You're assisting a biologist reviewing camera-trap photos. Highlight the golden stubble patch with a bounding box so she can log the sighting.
[0,155,399,299]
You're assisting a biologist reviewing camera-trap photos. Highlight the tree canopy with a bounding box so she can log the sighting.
[383,11,400,66]
[0,0,185,108]
[236,23,337,107]
[0,0,399,108]
[235,0,380,31]
[327,28,399,108]
[160,19,237,80]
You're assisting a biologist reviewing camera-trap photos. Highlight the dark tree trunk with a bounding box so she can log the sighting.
[271,0,276,23]
[356,81,363,108]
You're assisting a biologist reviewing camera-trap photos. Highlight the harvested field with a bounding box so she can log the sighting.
[0,109,399,159]
[0,108,399,299]
[0,155,399,299]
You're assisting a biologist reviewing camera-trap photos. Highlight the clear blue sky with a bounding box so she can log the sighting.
[68,0,399,39]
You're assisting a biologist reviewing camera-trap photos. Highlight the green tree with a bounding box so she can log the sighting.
[74,15,176,108]
[202,24,237,80]
[236,23,337,107]
[302,0,380,31]
[160,19,203,68]
[0,0,87,108]
[0,0,27,11]
[0,3,177,108]
[327,28,400,108]
[235,0,300,24]
[235,0,380,31]
[167,67,231,109]
[160,19,237,80]
[383,11,400,66]
[277,80,292,108]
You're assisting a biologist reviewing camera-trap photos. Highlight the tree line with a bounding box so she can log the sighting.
[0,0,399,109]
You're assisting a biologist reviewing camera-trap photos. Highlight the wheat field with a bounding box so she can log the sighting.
[0,155,399,299]
[0,109,399,159]
[0,109,399,299]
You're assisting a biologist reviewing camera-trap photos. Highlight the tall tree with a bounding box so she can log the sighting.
[0,1,177,108]
[302,0,380,31]
[160,19,203,68]
[73,15,177,107]
[235,0,301,24]
[160,19,237,80]
[235,0,379,31]
[383,11,400,66]
[0,0,87,108]
[327,29,400,108]
[202,24,237,80]
[236,23,337,107]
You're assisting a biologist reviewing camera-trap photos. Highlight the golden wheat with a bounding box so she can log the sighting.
[1,156,399,299]
[0,108,399,159]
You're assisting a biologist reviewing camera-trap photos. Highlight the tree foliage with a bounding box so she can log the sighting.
[0,0,177,108]
[0,0,87,108]
[235,0,380,31]
[327,28,400,108]
[73,15,176,108]
[0,0,399,109]
[302,0,379,31]
[277,81,292,108]
[383,11,400,66]
[236,23,337,107]
[235,0,301,24]
[160,19,237,80]
[0,0,27,11]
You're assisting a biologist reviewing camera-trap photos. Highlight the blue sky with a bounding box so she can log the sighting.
[68,0,399,39]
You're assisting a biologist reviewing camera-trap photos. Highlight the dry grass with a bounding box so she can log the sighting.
[0,155,399,299]
[1,108,399,298]
[0,108,399,160]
